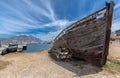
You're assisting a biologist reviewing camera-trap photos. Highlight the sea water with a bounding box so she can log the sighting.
[23,44,51,53]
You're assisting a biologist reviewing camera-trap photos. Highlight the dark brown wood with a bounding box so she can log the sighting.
[101,1,114,66]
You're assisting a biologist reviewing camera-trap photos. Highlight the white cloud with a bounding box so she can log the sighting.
[33,19,75,41]
[112,21,120,31]
[33,31,61,41]
[0,0,120,41]
[0,0,57,35]
[115,1,120,9]
[44,19,74,28]
[23,0,56,21]
[111,1,120,31]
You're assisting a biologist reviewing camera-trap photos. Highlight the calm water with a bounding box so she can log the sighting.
[23,44,51,53]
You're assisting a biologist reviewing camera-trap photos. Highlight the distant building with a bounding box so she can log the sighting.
[116,29,120,36]
[111,32,116,38]
[110,30,120,42]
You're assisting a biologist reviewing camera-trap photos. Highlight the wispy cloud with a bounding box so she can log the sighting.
[33,19,74,41]
[23,0,56,21]
[0,0,120,40]
[0,0,57,35]
[0,0,75,40]
[44,19,74,28]
[112,0,120,31]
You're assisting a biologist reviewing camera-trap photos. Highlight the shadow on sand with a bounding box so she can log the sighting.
[50,56,102,77]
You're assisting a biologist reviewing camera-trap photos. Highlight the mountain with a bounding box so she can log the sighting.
[0,35,42,44]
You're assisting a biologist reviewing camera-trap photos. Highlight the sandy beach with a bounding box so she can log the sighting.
[109,41,120,58]
[0,42,120,78]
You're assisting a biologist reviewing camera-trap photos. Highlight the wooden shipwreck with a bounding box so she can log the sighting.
[49,1,114,67]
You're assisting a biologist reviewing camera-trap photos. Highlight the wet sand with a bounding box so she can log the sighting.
[0,42,119,78]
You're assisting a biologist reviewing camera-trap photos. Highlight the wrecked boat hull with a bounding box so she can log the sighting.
[49,1,114,67]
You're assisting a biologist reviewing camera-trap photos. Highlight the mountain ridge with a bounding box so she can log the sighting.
[0,35,42,44]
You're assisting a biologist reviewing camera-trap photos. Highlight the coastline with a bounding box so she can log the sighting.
[0,42,119,78]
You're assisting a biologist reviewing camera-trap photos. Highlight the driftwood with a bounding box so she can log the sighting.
[49,1,114,67]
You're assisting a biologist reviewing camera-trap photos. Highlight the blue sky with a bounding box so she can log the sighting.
[0,0,120,41]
